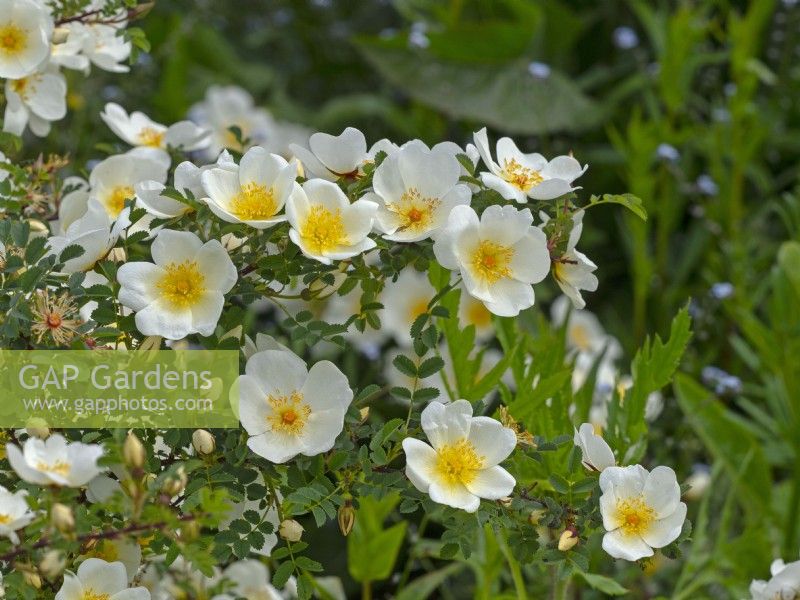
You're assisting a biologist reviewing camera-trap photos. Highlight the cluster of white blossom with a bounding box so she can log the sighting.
[0,0,141,137]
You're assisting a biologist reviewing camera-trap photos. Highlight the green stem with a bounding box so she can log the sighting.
[362,580,372,600]
[499,533,528,600]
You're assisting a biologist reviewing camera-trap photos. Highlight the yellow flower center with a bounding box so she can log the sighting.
[386,188,440,233]
[266,391,311,435]
[615,496,655,537]
[465,300,492,329]
[434,439,484,486]
[470,240,514,285]
[157,261,206,309]
[502,158,543,192]
[91,540,119,562]
[408,297,429,324]
[0,514,11,524]
[0,25,26,56]
[569,324,592,352]
[10,77,28,97]
[300,205,348,255]
[230,182,278,221]
[82,591,111,600]
[36,460,70,476]
[103,185,135,217]
[138,127,165,148]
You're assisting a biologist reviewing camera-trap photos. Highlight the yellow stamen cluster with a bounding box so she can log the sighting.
[35,460,71,476]
[0,514,12,524]
[104,185,135,217]
[569,324,592,352]
[230,182,278,221]
[0,24,26,57]
[387,188,440,233]
[267,391,311,435]
[82,591,111,600]
[10,77,28,97]
[408,297,430,325]
[137,127,165,148]
[434,438,484,486]
[301,205,348,254]
[470,240,514,285]
[157,261,206,309]
[465,300,492,329]
[502,158,543,192]
[615,495,655,537]
[31,291,81,346]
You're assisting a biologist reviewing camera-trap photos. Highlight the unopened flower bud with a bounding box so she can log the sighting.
[528,508,546,526]
[51,503,74,533]
[359,407,370,424]
[162,466,187,497]
[337,502,355,537]
[16,562,41,589]
[123,432,146,469]
[279,519,304,542]
[498,496,513,508]
[192,429,216,455]
[558,528,578,552]
[40,550,66,579]
[25,419,50,439]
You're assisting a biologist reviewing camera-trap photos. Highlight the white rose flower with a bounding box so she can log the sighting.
[750,559,800,600]
[71,23,131,73]
[101,103,210,156]
[401,400,516,512]
[0,0,53,79]
[237,348,353,463]
[290,127,394,181]
[88,154,168,221]
[47,202,129,273]
[599,464,687,561]
[0,485,34,544]
[286,179,377,265]
[433,204,550,317]
[54,558,150,600]
[382,267,435,346]
[201,146,296,228]
[212,560,284,600]
[457,283,494,342]
[473,127,587,202]
[116,230,237,340]
[573,423,615,472]
[365,140,471,242]
[188,85,277,160]
[3,66,67,137]
[550,210,598,309]
[7,433,104,487]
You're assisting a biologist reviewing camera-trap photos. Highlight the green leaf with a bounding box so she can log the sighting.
[587,193,648,221]
[393,354,418,378]
[778,241,800,299]
[354,38,602,135]
[673,374,772,514]
[347,493,408,583]
[417,356,444,378]
[395,563,465,600]
[573,571,628,595]
[625,306,692,434]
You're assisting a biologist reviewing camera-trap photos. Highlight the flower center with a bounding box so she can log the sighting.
[465,301,492,328]
[157,261,206,309]
[91,540,119,562]
[0,514,11,524]
[138,127,165,148]
[434,439,484,486]
[104,185,135,217]
[266,391,311,435]
[0,25,27,56]
[10,77,28,97]
[36,460,71,476]
[230,182,278,221]
[502,158,543,191]
[46,313,63,329]
[569,324,592,352]
[408,297,429,324]
[386,188,440,233]
[83,591,111,600]
[300,205,348,255]
[470,240,514,285]
[615,496,655,537]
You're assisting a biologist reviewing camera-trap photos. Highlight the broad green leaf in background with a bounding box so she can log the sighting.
[574,570,629,596]
[348,493,408,584]
[354,37,603,135]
